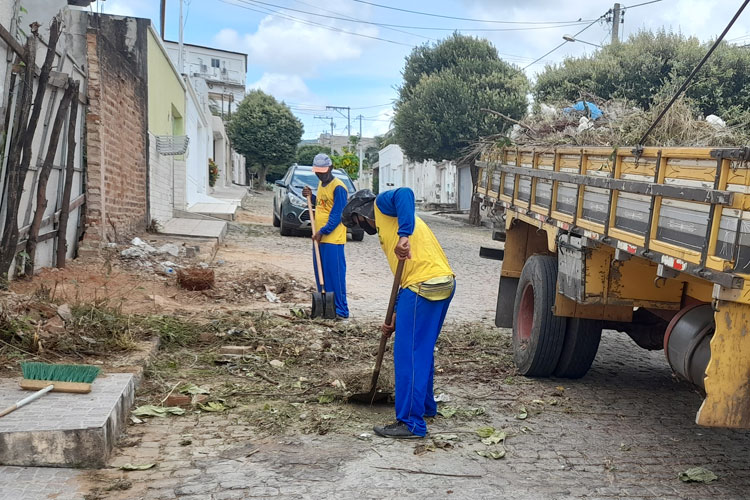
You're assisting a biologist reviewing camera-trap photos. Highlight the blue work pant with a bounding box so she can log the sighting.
[393,284,455,436]
[313,243,349,318]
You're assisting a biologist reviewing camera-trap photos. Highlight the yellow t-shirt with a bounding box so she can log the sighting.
[314,177,347,245]
[374,201,454,290]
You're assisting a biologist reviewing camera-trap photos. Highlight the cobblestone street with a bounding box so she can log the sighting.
[3,191,750,500]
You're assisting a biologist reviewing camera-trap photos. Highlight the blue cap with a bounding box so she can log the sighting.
[312,153,332,172]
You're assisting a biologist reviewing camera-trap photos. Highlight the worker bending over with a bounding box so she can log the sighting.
[343,188,455,438]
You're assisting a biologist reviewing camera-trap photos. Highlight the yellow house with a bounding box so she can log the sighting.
[146,26,186,223]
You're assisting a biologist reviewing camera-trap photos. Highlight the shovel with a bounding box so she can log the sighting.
[307,193,336,319]
[350,259,405,405]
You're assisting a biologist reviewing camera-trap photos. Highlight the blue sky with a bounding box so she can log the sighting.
[91,0,750,139]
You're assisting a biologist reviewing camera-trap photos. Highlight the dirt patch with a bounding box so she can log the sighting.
[206,268,313,303]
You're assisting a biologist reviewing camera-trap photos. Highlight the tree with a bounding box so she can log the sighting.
[227,90,303,185]
[393,33,530,223]
[533,30,750,121]
[295,144,330,165]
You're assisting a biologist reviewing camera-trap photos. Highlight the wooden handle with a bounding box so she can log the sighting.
[306,194,326,292]
[20,379,92,394]
[369,260,406,395]
[0,404,18,417]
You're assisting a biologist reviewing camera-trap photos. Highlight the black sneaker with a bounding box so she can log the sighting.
[373,421,422,439]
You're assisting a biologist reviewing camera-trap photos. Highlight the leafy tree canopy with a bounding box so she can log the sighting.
[533,30,750,121]
[295,144,330,166]
[394,33,530,162]
[227,90,303,183]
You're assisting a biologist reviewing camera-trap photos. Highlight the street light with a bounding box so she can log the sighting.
[562,35,602,48]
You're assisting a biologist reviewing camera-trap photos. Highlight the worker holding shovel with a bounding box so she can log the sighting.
[343,188,455,438]
[302,153,349,320]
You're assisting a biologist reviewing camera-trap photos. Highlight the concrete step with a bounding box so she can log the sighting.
[186,202,238,221]
[160,217,228,242]
[0,374,134,467]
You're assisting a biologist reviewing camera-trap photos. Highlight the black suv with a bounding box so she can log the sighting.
[273,164,365,241]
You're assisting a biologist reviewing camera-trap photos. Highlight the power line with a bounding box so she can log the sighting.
[349,0,596,25]
[237,0,592,33]
[638,0,750,145]
[218,0,414,46]
[291,0,434,41]
[522,11,609,70]
[622,0,664,9]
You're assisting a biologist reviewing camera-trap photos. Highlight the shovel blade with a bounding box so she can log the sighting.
[348,391,391,405]
[323,291,336,319]
[311,292,324,318]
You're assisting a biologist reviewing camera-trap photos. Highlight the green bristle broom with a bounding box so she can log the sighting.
[0,362,101,418]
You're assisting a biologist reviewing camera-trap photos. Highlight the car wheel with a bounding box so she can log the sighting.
[351,230,364,242]
[279,210,293,236]
[272,203,281,227]
[512,255,566,377]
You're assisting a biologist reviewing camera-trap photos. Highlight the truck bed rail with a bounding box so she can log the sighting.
[476,146,750,292]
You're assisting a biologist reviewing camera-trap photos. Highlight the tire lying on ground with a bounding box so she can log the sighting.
[554,317,602,379]
[512,255,566,377]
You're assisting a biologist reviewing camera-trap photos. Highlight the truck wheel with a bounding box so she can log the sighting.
[554,318,602,378]
[512,255,566,377]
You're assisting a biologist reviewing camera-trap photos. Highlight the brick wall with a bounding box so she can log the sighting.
[84,16,149,243]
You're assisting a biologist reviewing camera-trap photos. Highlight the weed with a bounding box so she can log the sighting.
[143,315,202,348]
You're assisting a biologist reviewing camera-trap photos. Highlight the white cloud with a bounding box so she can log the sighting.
[249,73,315,103]
[212,9,378,76]
[90,0,136,17]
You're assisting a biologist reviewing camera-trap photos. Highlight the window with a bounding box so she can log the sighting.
[211,58,220,68]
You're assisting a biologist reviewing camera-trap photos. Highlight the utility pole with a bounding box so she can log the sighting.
[178,0,184,73]
[611,3,622,44]
[356,114,363,138]
[326,106,351,137]
[315,116,335,154]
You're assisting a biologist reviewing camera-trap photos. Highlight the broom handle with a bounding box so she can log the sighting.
[306,193,326,293]
[370,260,405,390]
[0,384,54,418]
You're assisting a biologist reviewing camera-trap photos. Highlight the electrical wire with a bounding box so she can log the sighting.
[622,0,664,9]
[218,0,414,46]
[236,0,592,32]
[291,0,434,41]
[638,0,749,145]
[348,0,596,25]
[522,12,608,70]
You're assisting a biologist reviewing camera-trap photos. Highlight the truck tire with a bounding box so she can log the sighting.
[554,318,602,378]
[512,255,566,377]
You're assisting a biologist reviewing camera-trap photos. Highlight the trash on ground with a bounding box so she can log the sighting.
[678,467,718,483]
[476,449,506,460]
[132,405,186,417]
[119,463,156,471]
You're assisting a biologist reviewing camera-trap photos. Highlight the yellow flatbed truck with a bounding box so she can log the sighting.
[476,146,750,428]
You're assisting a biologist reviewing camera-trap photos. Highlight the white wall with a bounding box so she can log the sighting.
[184,80,211,207]
[377,144,457,207]
[149,132,175,223]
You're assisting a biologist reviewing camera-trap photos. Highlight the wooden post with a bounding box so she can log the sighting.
[56,80,80,268]
[0,21,60,281]
[25,79,74,275]
[0,35,37,282]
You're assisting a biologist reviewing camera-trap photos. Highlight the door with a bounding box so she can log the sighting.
[458,166,472,211]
